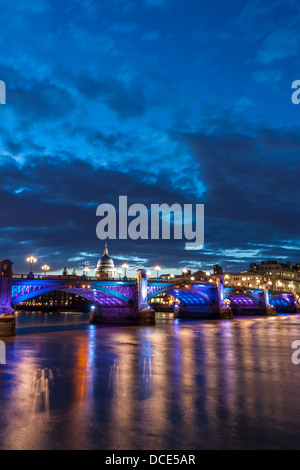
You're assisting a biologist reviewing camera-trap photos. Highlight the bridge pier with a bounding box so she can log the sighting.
[136,269,155,324]
[90,269,155,325]
[0,260,15,337]
[90,305,139,325]
[174,305,215,319]
[264,283,277,316]
[90,305,155,326]
[265,306,277,316]
[217,277,233,319]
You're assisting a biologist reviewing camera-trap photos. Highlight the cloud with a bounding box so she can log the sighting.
[109,22,140,34]
[141,31,161,42]
[180,123,300,265]
[252,69,282,85]
[77,73,147,118]
[258,28,300,64]
[234,0,300,65]
[144,0,167,7]
[0,155,204,273]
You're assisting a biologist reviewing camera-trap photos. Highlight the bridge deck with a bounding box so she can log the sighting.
[11,274,294,295]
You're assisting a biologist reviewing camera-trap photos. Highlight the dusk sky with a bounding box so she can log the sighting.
[0,0,300,276]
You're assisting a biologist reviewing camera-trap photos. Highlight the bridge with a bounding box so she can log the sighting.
[1,259,299,333]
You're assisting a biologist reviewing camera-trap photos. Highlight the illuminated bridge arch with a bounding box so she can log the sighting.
[269,294,294,308]
[224,290,261,307]
[11,284,133,307]
[148,286,212,306]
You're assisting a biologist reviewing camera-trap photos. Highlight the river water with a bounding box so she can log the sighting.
[0,311,300,450]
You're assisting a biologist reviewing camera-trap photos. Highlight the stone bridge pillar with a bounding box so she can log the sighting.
[217,277,233,319]
[90,270,155,325]
[137,269,155,325]
[0,260,16,336]
[263,283,277,316]
[294,293,300,313]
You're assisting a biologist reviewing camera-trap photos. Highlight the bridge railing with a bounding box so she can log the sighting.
[224,283,298,295]
[12,274,137,282]
[11,274,297,296]
[12,274,216,286]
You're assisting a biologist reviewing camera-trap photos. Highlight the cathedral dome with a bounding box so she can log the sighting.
[95,244,116,277]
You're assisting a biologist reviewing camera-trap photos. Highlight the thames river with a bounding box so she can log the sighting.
[1,311,300,450]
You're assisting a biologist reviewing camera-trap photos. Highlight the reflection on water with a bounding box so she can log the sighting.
[1,311,300,449]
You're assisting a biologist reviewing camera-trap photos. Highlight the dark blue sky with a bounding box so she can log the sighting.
[0,0,299,276]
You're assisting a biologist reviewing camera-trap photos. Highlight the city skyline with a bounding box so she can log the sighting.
[14,242,300,280]
[0,0,300,275]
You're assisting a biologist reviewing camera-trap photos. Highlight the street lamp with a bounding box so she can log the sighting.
[182,268,188,277]
[122,263,129,279]
[27,256,37,275]
[41,264,50,276]
[117,269,123,279]
[155,265,161,279]
[170,274,175,279]
[83,266,90,277]
[205,270,211,277]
